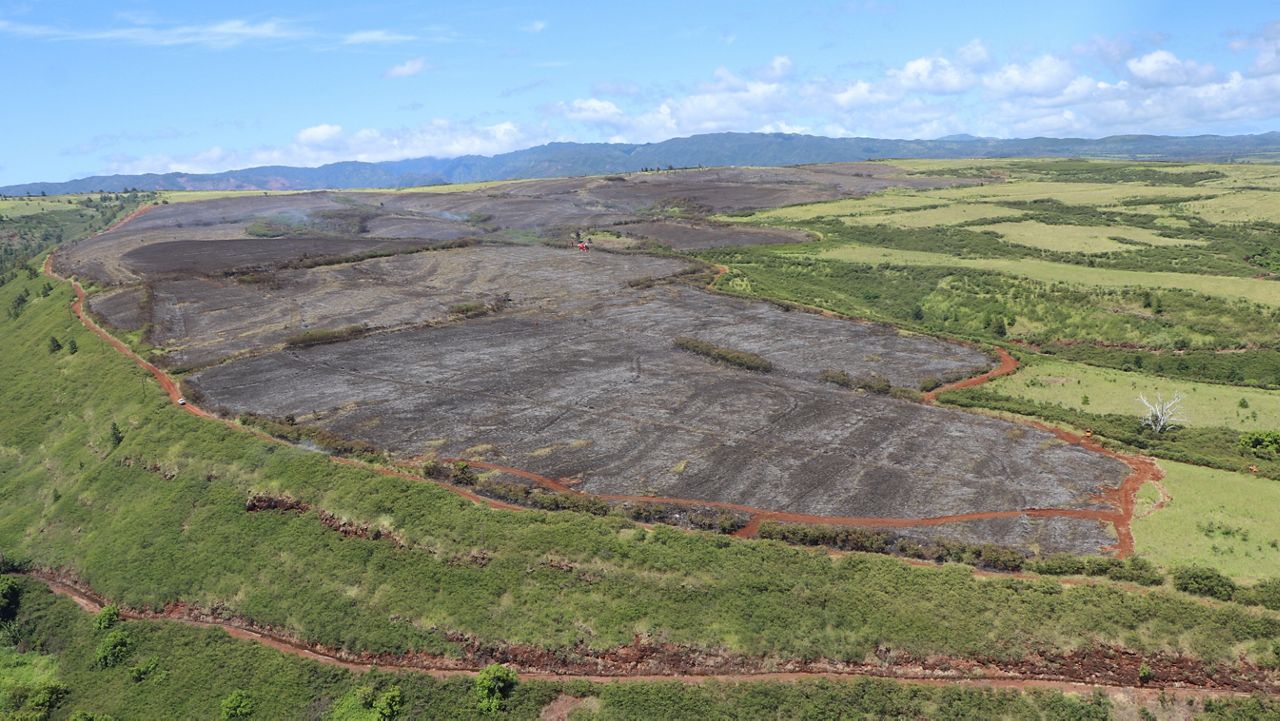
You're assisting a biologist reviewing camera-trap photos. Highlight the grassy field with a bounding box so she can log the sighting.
[156,189,303,204]
[12,577,1223,720]
[812,243,1280,307]
[971,220,1199,253]
[840,203,1025,227]
[2,269,1279,668]
[986,357,1280,431]
[0,197,86,217]
[1133,461,1280,583]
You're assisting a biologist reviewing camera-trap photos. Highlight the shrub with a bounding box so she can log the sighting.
[673,336,773,372]
[283,325,367,348]
[95,628,133,668]
[449,461,477,486]
[128,657,159,682]
[108,422,124,448]
[94,604,120,630]
[1172,565,1237,601]
[1239,431,1280,459]
[818,369,854,388]
[473,664,518,714]
[372,685,403,720]
[919,376,943,392]
[1106,557,1165,586]
[4,681,69,716]
[1234,578,1280,611]
[0,576,20,621]
[220,690,254,719]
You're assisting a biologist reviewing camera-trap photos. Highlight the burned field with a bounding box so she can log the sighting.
[58,163,1135,554]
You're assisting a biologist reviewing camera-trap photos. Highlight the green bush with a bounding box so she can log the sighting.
[93,604,120,630]
[673,336,773,372]
[95,628,133,668]
[1172,565,1238,601]
[0,576,20,621]
[1240,431,1280,460]
[282,325,367,348]
[1234,578,1280,611]
[219,690,254,719]
[472,664,518,714]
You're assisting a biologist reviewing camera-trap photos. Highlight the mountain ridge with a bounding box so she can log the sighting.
[6,130,1280,195]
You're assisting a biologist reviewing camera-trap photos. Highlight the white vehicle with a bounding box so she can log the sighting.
[177,397,187,406]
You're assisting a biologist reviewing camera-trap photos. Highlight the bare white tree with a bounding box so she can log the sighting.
[1138,392,1185,433]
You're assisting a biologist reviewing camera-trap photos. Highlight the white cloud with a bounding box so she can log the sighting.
[1126,50,1214,87]
[384,57,426,78]
[888,56,973,93]
[983,55,1076,96]
[758,120,809,134]
[343,29,415,44]
[561,98,625,122]
[295,124,343,145]
[766,55,793,79]
[523,20,547,33]
[106,120,534,176]
[0,17,298,49]
[957,39,990,67]
[833,80,891,107]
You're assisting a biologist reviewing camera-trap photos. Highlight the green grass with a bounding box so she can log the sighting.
[972,220,1199,253]
[986,357,1280,431]
[0,645,60,700]
[700,246,1280,351]
[840,203,1025,227]
[15,578,1245,720]
[156,189,303,204]
[812,243,1280,307]
[3,269,1280,668]
[1133,461,1280,583]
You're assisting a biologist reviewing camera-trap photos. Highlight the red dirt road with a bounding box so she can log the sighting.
[922,346,1020,402]
[27,572,1274,699]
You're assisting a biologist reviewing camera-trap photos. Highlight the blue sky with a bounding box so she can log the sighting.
[1,1,1279,185]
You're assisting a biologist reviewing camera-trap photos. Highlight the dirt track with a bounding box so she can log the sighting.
[26,572,1275,699]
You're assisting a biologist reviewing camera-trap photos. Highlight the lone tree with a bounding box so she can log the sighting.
[1138,392,1185,433]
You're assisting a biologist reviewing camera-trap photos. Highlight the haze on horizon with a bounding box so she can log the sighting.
[1,0,1278,186]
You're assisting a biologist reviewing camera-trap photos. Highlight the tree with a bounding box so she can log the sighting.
[109,422,124,448]
[67,339,78,355]
[47,336,62,353]
[473,664,518,714]
[1137,392,1184,433]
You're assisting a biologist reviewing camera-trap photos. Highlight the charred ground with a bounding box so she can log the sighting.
[55,163,1133,554]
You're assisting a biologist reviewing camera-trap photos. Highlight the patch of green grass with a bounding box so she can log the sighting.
[972,220,1199,253]
[157,190,303,204]
[17,578,1252,720]
[812,243,1280,307]
[841,203,1026,227]
[986,357,1280,431]
[700,246,1280,351]
[1133,461,1280,583]
[0,646,60,696]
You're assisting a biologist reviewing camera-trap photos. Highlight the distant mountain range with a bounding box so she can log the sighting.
[5,130,1280,196]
